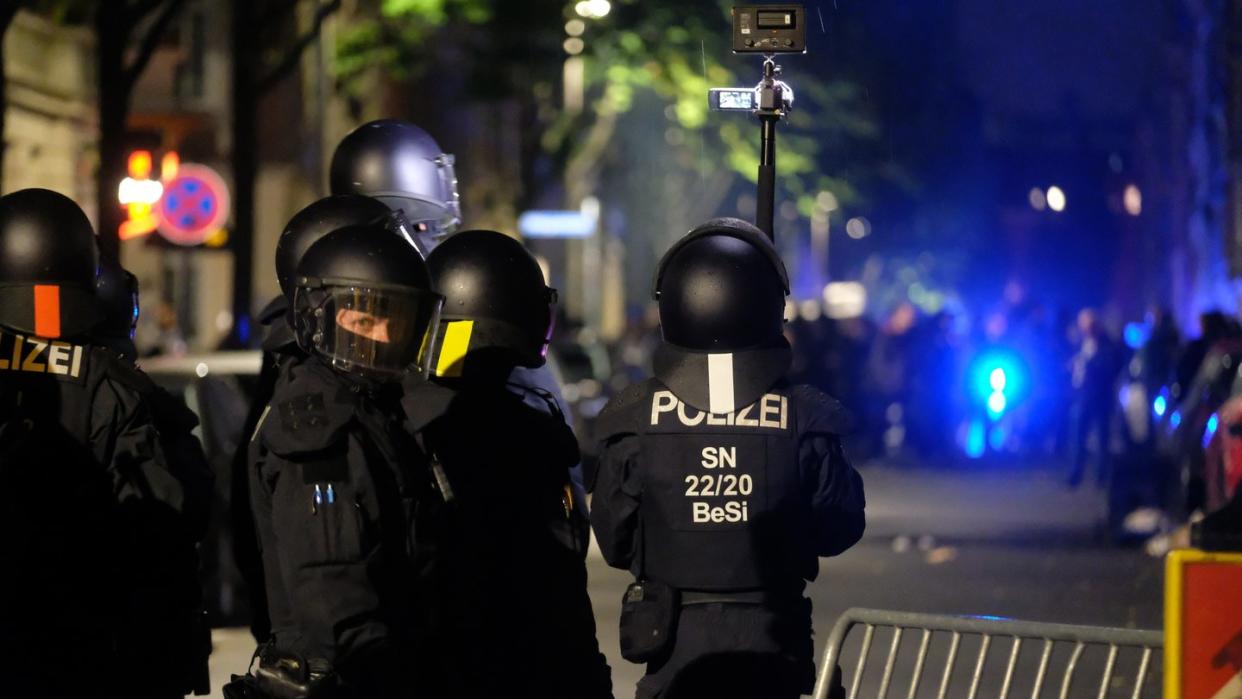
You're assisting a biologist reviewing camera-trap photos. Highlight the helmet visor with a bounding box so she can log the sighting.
[434,153,461,234]
[372,153,461,243]
[303,285,443,377]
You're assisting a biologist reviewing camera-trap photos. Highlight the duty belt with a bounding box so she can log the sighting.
[680,589,781,606]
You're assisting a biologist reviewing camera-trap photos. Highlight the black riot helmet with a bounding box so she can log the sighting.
[94,255,140,361]
[292,220,443,378]
[653,217,789,351]
[426,230,557,377]
[0,188,100,339]
[329,119,461,250]
[275,194,393,299]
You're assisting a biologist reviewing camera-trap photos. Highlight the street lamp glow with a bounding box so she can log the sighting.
[1028,187,1046,211]
[575,0,610,17]
[565,19,585,36]
[563,37,584,54]
[1123,184,1142,216]
[1046,185,1066,212]
[118,178,163,205]
[798,299,822,322]
[816,190,839,212]
[822,282,866,319]
[845,216,870,239]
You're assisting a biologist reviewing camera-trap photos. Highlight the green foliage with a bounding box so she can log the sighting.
[336,0,888,210]
[337,0,517,87]
[21,0,96,24]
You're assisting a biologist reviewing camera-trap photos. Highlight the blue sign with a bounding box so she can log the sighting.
[518,210,596,239]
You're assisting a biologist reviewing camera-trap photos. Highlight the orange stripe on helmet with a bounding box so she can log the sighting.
[33,285,61,338]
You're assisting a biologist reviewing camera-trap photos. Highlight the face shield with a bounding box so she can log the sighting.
[295,280,443,378]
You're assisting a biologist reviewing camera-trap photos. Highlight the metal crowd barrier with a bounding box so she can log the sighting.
[812,608,1163,699]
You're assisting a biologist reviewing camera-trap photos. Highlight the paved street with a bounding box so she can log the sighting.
[206,460,1165,697]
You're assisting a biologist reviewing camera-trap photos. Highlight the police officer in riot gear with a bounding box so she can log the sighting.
[328,118,592,546]
[94,256,141,361]
[0,188,209,698]
[245,220,443,698]
[402,229,612,698]
[94,254,215,694]
[233,193,397,642]
[329,119,462,254]
[591,217,865,699]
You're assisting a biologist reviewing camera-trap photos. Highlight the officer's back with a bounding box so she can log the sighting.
[591,218,865,699]
[405,230,612,698]
[0,189,200,698]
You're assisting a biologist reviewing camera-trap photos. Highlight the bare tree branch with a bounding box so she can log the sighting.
[254,0,342,95]
[122,0,189,93]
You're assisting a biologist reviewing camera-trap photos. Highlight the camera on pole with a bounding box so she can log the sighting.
[708,5,806,241]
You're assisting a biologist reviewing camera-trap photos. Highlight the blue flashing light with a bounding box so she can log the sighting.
[970,351,1027,404]
[972,614,1009,621]
[988,425,1007,451]
[1171,411,1182,429]
[1153,394,1167,418]
[986,391,1007,419]
[1204,413,1220,449]
[965,420,986,459]
[989,368,1007,393]
[1123,322,1149,350]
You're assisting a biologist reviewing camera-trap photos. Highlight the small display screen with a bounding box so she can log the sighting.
[757,11,795,28]
[717,90,754,109]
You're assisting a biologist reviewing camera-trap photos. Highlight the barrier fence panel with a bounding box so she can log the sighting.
[813,608,1163,699]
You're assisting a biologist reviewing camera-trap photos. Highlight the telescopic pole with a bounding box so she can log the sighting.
[757,114,777,241]
[754,56,782,242]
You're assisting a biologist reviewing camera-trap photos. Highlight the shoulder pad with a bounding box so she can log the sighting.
[260,364,355,456]
[258,294,288,324]
[401,377,457,432]
[595,379,654,441]
[262,321,299,354]
[97,348,157,394]
[790,384,851,435]
[100,353,201,434]
[146,384,201,434]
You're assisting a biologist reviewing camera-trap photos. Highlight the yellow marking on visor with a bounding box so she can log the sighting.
[434,320,474,377]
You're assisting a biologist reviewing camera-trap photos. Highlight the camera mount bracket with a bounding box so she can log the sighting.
[711,4,805,242]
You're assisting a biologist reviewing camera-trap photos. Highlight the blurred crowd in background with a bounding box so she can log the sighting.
[598,292,1242,540]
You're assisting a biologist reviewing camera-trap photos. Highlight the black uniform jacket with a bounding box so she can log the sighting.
[402,377,613,699]
[232,295,301,641]
[591,377,866,593]
[249,356,429,694]
[0,337,209,694]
